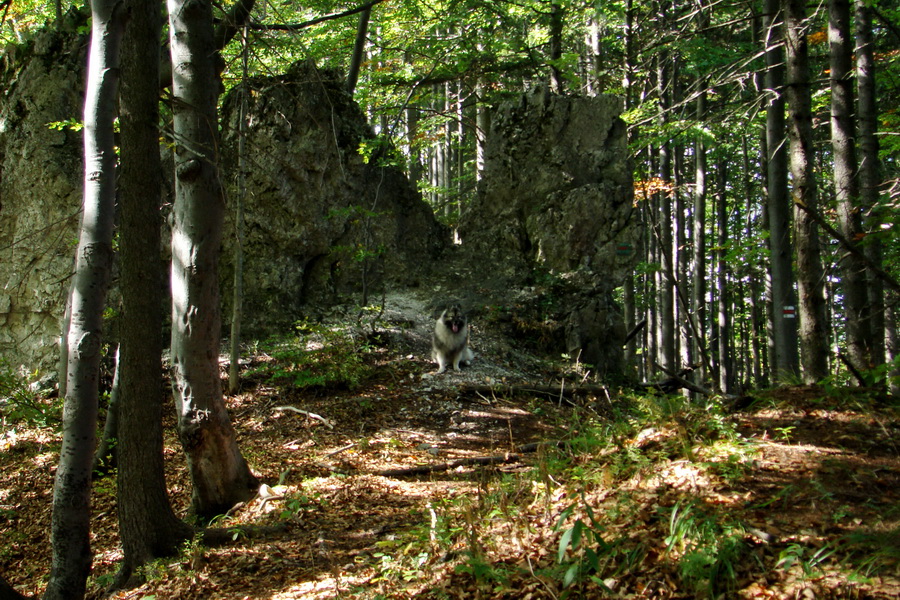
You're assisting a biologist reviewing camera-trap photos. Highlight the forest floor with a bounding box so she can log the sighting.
[2,292,900,599]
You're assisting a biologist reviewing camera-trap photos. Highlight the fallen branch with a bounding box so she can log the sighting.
[837,351,867,387]
[458,383,611,400]
[377,441,567,477]
[273,405,333,429]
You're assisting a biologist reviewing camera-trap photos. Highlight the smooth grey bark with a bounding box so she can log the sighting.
[45,0,124,597]
[167,0,258,520]
[763,0,799,380]
[715,159,732,393]
[114,0,194,587]
[785,0,829,382]
[886,299,900,395]
[855,0,885,369]
[830,0,870,371]
[692,86,708,381]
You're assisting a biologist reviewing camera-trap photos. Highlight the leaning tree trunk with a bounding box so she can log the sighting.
[785,0,829,383]
[114,0,195,587]
[763,0,799,380]
[830,0,870,372]
[167,0,258,520]
[45,1,124,598]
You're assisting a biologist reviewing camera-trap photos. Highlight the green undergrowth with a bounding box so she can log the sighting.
[365,389,899,599]
[246,320,376,391]
[0,359,59,427]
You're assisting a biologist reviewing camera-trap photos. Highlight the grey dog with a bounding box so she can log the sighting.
[431,303,475,374]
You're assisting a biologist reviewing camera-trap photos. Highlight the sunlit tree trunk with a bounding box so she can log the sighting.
[763,0,799,380]
[46,1,124,597]
[692,86,708,381]
[715,158,732,392]
[168,0,258,520]
[785,0,829,382]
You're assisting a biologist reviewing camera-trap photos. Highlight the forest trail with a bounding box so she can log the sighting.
[1,300,899,599]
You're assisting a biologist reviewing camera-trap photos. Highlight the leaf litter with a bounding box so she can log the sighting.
[1,297,899,599]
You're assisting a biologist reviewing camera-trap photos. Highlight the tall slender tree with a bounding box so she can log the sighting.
[763,0,799,380]
[114,0,194,586]
[167,0,258,520]
[785,0,829,382]
[45,0,125,597]
[830,0,870,371]
[855,0,885,369]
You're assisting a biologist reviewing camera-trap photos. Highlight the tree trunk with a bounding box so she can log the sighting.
[167,0,258,520]
[92,346,120,474]
[45,1,124,597]
[716,159,732,392]
[345,6,371,94]
[785,0,829,382]
[548,0,563,93]
[886,298,900,395]
[693,86,708,382]
[830,0,870,371]
[763,0,799,380]
[114,0,195,586]
[656,54,676,373]
[229,25,249,395]
[855,0,885,369]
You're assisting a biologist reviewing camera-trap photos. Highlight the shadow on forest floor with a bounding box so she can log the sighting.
[2,303,899,599]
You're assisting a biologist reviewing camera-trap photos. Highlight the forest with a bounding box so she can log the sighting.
[0,0,899,598]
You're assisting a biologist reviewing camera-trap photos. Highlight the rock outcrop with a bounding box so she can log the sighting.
[0,13,87,373]
[217,62,449,336]
[457,88,638,377]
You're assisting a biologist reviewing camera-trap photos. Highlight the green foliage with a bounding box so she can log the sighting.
[0,359,59,427]
[663,499,747,598]
[247,321,373,390]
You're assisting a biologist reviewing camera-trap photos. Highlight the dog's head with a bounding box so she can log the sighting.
[439,304,467,334]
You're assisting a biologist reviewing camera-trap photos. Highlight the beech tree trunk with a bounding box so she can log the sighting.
[715,159,732,392]
[167,0,258,520]
[692,87,708,381]
[785,0,829,382]
[45,1,124,597]
[114,0,194,586]
[830,0,870,371]
[763,0,799,380]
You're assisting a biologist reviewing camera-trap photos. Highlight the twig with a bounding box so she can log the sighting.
[324,443,356,457]
[794,200,900,296]
[273,405,334,429]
